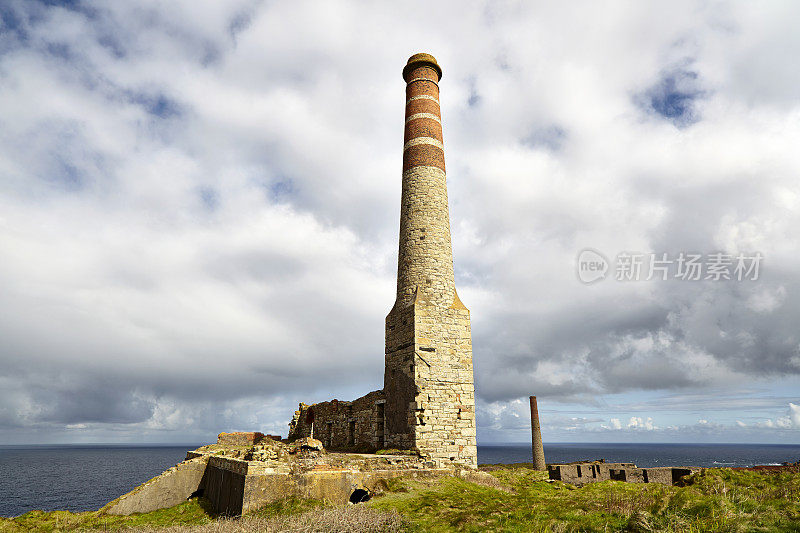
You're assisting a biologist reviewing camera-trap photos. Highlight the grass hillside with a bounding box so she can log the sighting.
[2,466,798,532]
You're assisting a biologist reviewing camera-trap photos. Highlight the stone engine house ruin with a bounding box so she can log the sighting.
[288,53,477,467]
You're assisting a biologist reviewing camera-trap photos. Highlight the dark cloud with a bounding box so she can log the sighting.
[31,381,155,425]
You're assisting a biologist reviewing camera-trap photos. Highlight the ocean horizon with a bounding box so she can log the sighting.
[2,442,799,518]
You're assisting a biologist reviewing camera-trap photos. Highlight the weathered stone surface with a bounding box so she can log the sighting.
[105,438,458,516]
[288,391,386,452]
[102,457,208,515]
[217,432,278,446]
[643,467,673,485]
[296,437,323,451]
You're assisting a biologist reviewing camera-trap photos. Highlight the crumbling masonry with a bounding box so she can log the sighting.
[288,53,477,467]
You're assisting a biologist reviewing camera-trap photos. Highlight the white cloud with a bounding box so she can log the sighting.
[747,287,787,313]
[628,417,658,431]
[791,403,800,427]
[1,0,800,443]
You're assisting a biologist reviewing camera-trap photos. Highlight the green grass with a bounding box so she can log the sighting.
[0,498,215,533]
[370,467,800,532]
[3,467,799,532]
[246,497,325,518]
[375,448,420,456]
[0,497,330,533]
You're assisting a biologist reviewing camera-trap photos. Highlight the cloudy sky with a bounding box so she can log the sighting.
[1,0,799,446]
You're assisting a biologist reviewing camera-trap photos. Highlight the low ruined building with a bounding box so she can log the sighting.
[547,462,698,486]
[287,53,477,467]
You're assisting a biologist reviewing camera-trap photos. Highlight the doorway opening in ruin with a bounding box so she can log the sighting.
[348,420,356,446]
[306,408,315,439]
[376,403,385,448]
[349,489,370,504]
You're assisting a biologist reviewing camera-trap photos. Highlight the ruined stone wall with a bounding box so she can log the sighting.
[548,463,698,486]
[288,390,385,451]
[383,303,416,450]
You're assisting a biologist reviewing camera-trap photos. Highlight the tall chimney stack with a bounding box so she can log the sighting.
[530,396,546,470]
[396,53,455,308]
[383,54,477,467]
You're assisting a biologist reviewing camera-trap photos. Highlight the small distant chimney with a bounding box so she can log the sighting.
[530,396,546,470]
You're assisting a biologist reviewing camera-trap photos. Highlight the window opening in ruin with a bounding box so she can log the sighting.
[326,421,333,448]
[376,403,385,448]
[610,469,626,481]
[348,420,356,446]
[349,489,370,504]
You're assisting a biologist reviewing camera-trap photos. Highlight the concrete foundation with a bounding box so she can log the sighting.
[102,457,209,515]
[104,442,461,516]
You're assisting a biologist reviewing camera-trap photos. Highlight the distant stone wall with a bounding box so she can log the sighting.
[548,463,698,485]
[288,390,385,451]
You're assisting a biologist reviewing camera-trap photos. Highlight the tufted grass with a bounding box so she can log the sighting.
[0,498,215,532]
[2,466,799,532]
[370,466,800,532]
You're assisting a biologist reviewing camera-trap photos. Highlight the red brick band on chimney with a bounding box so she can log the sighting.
[405,97,440,118]
[403,58,445,173]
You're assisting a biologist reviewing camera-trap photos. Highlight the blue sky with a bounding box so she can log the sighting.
[1,0,799,445]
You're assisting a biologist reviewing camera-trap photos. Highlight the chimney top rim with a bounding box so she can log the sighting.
[403,53,442,81]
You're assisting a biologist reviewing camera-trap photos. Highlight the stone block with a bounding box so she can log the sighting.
[217,432,267,446]
[644,467,673,485]
[626,468,646,483]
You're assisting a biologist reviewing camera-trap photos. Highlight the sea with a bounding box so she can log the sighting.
[1,442,799,518]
